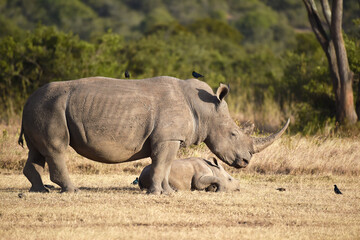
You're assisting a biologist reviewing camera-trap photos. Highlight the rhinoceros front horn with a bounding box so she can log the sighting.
[252,118,290,153]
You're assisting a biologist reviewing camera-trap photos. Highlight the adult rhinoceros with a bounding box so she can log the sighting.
[18,76,289,194]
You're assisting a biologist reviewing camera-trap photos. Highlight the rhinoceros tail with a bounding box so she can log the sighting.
[18,124,24,148]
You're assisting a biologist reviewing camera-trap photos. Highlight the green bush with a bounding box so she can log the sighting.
[0,26,94,118]
[0,9,358,134]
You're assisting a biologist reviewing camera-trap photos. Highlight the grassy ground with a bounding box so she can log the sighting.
[1,121,360,239]
[0,174,359,240]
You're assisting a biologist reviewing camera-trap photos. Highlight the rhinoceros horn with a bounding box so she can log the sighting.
[252,118,290,153]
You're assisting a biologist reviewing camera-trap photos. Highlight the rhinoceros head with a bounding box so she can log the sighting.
[204,83,290,169]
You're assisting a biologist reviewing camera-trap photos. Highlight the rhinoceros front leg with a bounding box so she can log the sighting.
[148,141,180,195]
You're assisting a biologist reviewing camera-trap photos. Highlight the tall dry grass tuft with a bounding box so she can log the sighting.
[0,120,27,172]
[245,135,360,176]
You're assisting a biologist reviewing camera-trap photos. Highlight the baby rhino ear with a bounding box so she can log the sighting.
[216,83,229,102]
[208,157,219,166]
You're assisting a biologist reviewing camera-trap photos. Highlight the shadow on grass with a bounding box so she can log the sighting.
[78,186,142,193]
[0,186,143,193]
[0,187,30,192]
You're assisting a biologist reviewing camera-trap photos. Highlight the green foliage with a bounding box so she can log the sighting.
[125,24,244,88]
[2,0,104,39]
[345,35,360,77]
[262,0,308,28]
[0,15,23,39]
[140,7,176,33]
[345,31,360,119]
[0,26,94,117]
[0,0,359,133]
[279,33,335,133]
[188,18,243,44]
[91,32,127,77]
[234,0,295,51]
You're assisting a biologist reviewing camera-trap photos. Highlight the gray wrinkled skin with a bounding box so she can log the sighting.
[19,76,289,194]
[139,157,241,192]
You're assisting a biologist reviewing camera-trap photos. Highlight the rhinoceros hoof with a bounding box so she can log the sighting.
[146,191,162,195]
[146,188,162,195]
[29,186,50,193]
[162,189,175,195]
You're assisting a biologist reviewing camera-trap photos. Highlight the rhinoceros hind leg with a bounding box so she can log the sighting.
[148,141,180,195]
[23,146,48,193]
[46,153,77,193]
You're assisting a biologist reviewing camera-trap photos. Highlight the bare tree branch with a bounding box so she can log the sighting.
[303,0,329,51]
[320,0,332,29]
[303,0,340,99]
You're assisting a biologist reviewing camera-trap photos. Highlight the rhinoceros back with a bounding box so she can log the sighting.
[23,76,195,163]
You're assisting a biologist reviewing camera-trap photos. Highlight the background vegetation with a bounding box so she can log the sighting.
[1,3,360,238]
[0,0,359,134]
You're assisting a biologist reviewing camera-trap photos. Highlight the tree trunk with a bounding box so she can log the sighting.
[303,0,358,125]
[330,0,357,124]
[357,80,360,118]
[325,41,341,120]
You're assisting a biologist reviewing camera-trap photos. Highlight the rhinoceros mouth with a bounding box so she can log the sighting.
[232,158,249,169]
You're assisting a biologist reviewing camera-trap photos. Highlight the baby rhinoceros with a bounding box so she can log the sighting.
[139,157,240,192]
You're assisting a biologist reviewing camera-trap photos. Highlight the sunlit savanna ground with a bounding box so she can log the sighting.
[1,121,360,240]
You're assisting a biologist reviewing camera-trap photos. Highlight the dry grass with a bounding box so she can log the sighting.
[0,174,359,240]
[246,135,360,176]
[1,121,360,239]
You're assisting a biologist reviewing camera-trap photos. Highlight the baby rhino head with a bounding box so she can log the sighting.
[205,157,240,192]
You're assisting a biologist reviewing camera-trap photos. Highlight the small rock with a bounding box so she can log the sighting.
[18,193,26,199]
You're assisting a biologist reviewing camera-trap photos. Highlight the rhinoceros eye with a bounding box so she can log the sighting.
[231,132,239,140]
[228,178,232,181]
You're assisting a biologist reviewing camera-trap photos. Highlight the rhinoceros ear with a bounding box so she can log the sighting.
[216,83,229,102]
[242,123,255,135]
